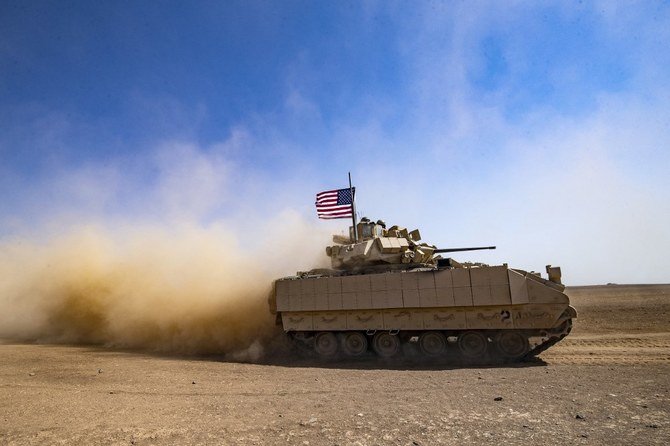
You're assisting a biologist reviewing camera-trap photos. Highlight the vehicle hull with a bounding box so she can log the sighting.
[270,265,576,360]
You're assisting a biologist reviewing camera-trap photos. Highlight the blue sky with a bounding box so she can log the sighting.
[1,1,669,284]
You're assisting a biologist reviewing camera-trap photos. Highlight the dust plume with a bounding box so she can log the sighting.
[0,218,329,360]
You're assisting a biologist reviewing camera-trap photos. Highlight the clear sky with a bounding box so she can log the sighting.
[1,1,669,284]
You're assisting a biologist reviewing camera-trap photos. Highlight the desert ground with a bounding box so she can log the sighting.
[1,284,669,445]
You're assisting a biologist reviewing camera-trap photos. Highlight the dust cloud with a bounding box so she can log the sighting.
[0,219,328,360]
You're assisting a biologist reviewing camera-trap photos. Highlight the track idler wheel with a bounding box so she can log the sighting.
[372,332,400,358]
[494,331,529,359]
[340,332,368,357]
[314,332,338,357]
[457,331,488,358]
[419,332,447,356]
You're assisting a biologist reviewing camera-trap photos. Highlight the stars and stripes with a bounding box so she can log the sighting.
[315,187,355,219]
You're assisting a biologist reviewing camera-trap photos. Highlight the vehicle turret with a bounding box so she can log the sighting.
[325,217,495,271]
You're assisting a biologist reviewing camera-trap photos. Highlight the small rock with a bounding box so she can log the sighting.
[28,372,35,376]
[278,414,283,417]
[575,414,585,420]
[98,369,103,374]
[607,393,616,397]
[412,441,420,446]
[299,418,317,426]
[494,397,503,401]
[606,415,613,420]
[192,381,196,384]
[580,433,589,438]
[357,413,363,417]
[478,376,482,380]
[646,424,659,429]
[109,391,114,394]
[522,424,530,429]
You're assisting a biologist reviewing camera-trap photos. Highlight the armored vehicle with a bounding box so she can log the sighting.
[268,218,576,361]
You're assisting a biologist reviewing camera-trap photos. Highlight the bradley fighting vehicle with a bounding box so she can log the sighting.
[268,218,576,361]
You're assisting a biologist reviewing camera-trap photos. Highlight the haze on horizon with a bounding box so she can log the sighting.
[1,1,669,286]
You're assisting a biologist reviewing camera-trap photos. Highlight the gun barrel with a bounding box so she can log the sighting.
[433,246,496,254]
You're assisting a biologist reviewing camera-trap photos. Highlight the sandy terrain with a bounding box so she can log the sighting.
[1,284,669,445]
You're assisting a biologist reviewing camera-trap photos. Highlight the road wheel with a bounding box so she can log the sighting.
[372,332,400,358]
[340,332,368,357]
[457,331,488,358]
[314,332,338,357]
[495,331,529,359]
[419,332,447,356]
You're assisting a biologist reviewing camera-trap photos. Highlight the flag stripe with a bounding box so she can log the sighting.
[316,189,338,197]
[317,207,352,214]
[317,203,350,210]
[319,211,352,217]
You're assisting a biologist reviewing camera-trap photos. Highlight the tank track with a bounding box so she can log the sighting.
[288,323,574,364]
[523,319,573,360]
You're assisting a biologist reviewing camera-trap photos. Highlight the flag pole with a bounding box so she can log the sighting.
[349,171,358,242]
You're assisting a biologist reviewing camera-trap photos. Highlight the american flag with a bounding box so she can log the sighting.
[315,187,355,219]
